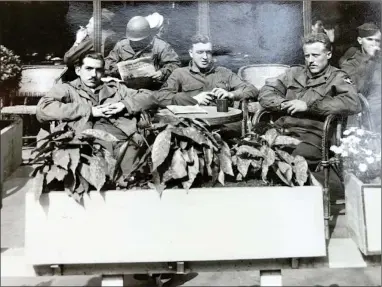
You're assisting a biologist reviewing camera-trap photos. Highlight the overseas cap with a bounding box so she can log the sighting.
[146,12,164,30]
[126,16,151,41]
[357,22,380,38]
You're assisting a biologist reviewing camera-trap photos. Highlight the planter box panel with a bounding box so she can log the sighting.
[345,173,381,255]
[1,119,23,183]
[25,186,326,265]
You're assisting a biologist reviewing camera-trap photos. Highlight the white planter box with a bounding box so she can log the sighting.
[1,118,23,207]
[345,172,381,255]
[25,186,326,266]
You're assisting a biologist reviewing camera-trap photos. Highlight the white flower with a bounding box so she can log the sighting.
[349,147,359,154]
[343,130,352,136]
[349,127,357,132]
[366,157,375,164]
[356,129,365,136]
[341,151,349,157]
[358,163,368,172]
[330,145,339,153]
[365,150,373,156]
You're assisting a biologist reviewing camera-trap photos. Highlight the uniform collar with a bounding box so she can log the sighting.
[69,78,116,102]
[293,65,332,87]
[189,61,216,75]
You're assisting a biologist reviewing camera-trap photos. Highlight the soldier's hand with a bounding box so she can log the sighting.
[212,88,234,100]
[281,100,307,115]
[193,92,215,105]
[151,70,163,80]
[92,105,112,118]
[103,102,126,115]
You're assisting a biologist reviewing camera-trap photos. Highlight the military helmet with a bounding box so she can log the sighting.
[126,16,152,41]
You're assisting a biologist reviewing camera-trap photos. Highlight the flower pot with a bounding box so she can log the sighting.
[25,185,326,266]
[344,172,381,255]
[1,118,23,207]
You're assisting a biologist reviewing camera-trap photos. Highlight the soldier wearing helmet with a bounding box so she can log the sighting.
[104,16,180,90]
[340,23,381,132]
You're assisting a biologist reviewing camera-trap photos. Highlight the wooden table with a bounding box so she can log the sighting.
[156,106,243,126]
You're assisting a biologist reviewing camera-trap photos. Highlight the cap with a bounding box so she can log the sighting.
[145,12,164,30]
[125,16,151,41]
[357,23,380,38]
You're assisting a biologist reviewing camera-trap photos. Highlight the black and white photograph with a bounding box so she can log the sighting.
[0,1,381,286]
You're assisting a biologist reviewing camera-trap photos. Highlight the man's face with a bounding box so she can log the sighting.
[75,57,104,88]
[86,17,94,35]
[358,30,381,57]
[189,42,213,70]
[303,42,331,75]
[312,20,325,34]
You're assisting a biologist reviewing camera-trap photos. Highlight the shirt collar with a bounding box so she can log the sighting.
[307,64,331,80]
[71,78,104,93]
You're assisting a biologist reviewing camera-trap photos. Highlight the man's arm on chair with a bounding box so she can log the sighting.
[36,85,91,123]
[258,72,289,111]
[226,68,259,101]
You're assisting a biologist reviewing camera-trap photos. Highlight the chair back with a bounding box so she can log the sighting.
[238,64,290,90]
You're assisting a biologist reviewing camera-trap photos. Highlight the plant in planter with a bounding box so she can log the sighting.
[230,125,311,186]
[0,45,22,106]
[330,126,381,184]
[30,123,123,203]
[126,115,234,195]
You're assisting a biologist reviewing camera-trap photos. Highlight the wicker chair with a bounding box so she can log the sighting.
[238,64,290,134]
[252,93,371,240]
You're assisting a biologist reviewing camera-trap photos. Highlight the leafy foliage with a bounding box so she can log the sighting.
[231,125,310,187]
[31,123,121,202]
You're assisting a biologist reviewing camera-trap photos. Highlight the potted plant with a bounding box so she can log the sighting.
[0,45,22,107]
[330,127,381,255]
[25,118,326,271]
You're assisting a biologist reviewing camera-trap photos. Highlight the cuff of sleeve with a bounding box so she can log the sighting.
[231,91,242,101]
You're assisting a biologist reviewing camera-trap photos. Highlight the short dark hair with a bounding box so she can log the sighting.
[77,52,105,67]
[302,33,332,51]
[190,34,211,48]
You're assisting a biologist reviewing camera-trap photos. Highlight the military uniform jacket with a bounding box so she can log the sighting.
[259,65,361,117]
[154,63,259,107]
[104,36,181,82]
[36,78,157,137]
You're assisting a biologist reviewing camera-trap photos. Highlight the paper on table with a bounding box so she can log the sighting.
[167,105,208,115]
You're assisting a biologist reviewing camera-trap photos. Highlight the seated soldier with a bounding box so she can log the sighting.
[155,34,258,107]
[105,16,180,90]
[259,33,361,198]
[36,52,157,176]
[339,23,381,133]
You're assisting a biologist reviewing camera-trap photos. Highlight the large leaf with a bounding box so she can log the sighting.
[151,129,172,171]
[237,157,252,177]
[219,141,234,176]
[250,159,262,172]
[64,171,76,194]
[78,156,106,191]
[54,131,75,142]
[81,129,119,142]
[51,122,68,133]
[170,149,188,179]
[199,157,205,176]
[172,127,209,146]
[231,155,238,166]
[203,146,213,176]
[182,148,200,190]
[276,149,294,165]
[36,128,50,149]
[236,145,264,159]
[68,148,80,175]
[260,145,276,182]
[274,135,301,146]
[46,165,68,184]
[52,149,70,170]
[218,169,225,186]
[33,170,45,201]
[150,170,166,197]
[78,174,90,194]
[103,149,117,178]
[275,161,293,186]
[293,155,309,186]
[261,128,279,146]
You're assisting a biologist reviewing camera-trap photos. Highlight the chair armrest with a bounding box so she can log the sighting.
[322,114,343,162]
[358,93,373,131]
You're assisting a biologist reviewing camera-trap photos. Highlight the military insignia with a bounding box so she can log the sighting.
[344,77,354,85]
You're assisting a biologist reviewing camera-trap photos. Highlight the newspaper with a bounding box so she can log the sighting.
[117,56,156,81]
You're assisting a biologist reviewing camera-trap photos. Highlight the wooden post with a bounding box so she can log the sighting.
[197,1,210,37]
[93,0,102,54]
[303,0,312,37]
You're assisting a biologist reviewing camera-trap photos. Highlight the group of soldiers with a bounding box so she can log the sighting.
[35,10,381,194]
